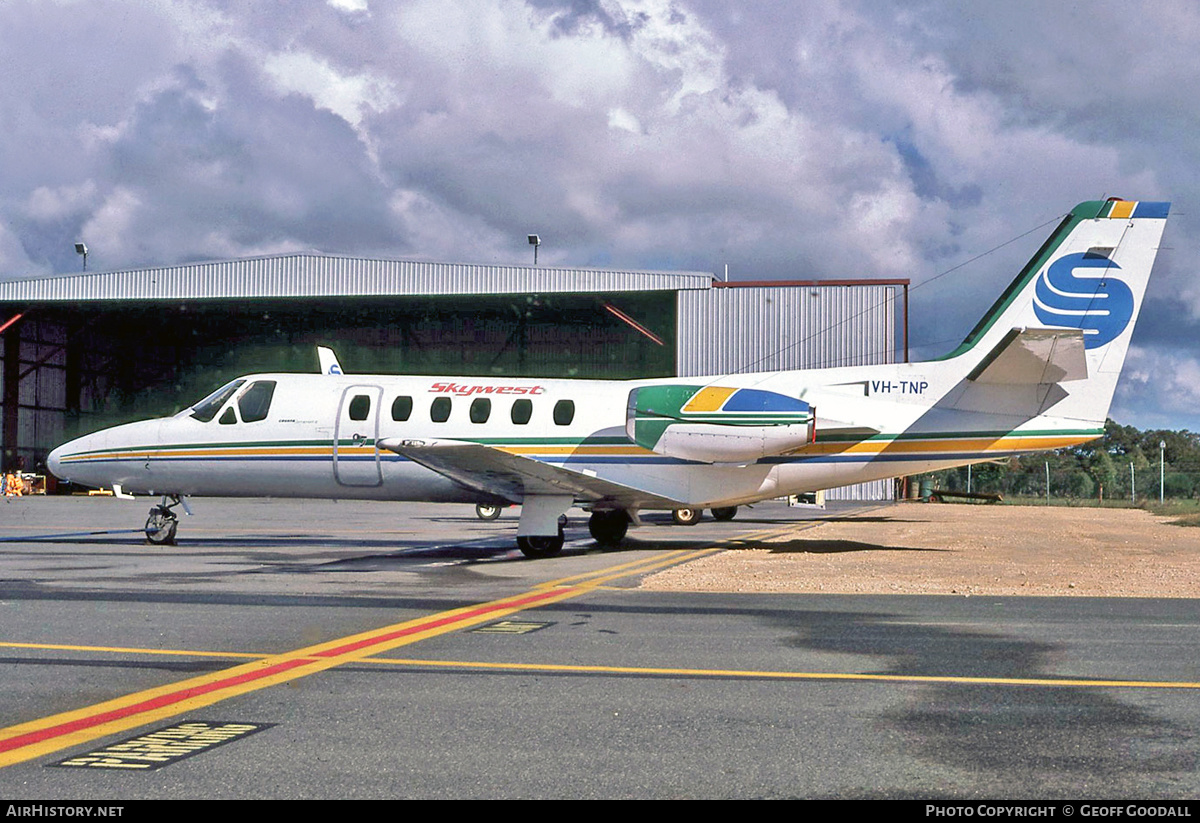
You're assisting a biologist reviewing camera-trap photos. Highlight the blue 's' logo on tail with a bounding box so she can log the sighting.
[1032,253,1134,348]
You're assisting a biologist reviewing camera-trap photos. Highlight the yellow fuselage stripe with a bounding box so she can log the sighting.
[61,434,1096,463]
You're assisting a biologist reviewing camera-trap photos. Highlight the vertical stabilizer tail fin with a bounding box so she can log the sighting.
[317,346,344,375]
[946,199,1168,424]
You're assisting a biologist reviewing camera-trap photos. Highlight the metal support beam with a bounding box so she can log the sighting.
[3,319,22,470]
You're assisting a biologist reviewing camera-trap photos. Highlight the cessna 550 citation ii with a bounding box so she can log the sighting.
[48,199,1169,557]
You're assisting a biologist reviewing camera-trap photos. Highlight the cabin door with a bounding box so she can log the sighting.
[333,385,384,487]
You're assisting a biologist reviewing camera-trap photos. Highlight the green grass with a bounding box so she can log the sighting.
[996,495,1200,526]
[1003,495,1141,509]
[1143,498,1200,526]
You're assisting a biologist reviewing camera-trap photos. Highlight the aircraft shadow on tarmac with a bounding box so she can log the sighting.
[773,607,1196,797]
[738,538,948,555]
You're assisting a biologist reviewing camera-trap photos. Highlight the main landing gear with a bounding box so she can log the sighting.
[475,503,504,520]
[516,513,569,558]
[145,495,188,545]
[516,531,564,558]
[516,510,632,556]
[672,507,701,525]
[672,505,739,525]
[588,510,630,547]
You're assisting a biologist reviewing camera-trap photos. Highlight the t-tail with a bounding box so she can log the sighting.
[626,199,1170,467]
[935,198,1169,430]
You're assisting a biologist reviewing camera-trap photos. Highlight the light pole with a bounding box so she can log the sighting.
[1160,440,1166,503]
[528,234,540,265]
[74,242,88,271]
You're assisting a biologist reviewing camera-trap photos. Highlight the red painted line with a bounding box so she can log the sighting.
[312,588,571,658]
[0,657,316,754]
[2,587,578,761]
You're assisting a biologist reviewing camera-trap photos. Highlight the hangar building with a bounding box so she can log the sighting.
[0,253,906,496]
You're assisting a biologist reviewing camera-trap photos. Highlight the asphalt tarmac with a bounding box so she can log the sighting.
[0,496,1197,799]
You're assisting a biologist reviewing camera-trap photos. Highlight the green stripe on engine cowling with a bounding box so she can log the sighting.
[628,384,812,450]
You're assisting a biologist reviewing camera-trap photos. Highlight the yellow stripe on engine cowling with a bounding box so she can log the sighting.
[683,386,737,413]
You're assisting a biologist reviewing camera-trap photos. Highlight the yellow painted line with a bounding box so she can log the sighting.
[0,538,718,769]
[535,547,723,591]
[367,657,1200,690]
[0,585,583,768]
[538,520,817,592]
[0,517,851,768]
[0,641,264,660]
[10,640,1195,695]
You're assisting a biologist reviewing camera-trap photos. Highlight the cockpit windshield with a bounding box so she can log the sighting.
[187,379,247,422]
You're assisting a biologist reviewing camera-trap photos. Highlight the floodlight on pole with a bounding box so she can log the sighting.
[528,234,540,266]
[1160,439,1166,503]
[74,242,88,271]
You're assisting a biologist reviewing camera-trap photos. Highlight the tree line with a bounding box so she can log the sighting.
[925,420,1200,502]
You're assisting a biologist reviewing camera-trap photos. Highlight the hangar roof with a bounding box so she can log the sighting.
[0,253,715,302]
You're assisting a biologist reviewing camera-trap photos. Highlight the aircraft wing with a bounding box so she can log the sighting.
[967,327,1088,384]
[376,437,685,509]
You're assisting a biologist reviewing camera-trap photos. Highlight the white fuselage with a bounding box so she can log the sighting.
[41,198,1170,555]
[46,362,1101,511]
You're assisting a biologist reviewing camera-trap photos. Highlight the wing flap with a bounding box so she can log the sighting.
[377,437,684,509]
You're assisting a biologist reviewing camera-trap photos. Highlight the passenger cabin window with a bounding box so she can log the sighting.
[470,398,491,424]
[391,396,413,421]
[348,395,371,421]
[189,379,246,422]
[511,398,532,425]
[430,396,451,423]
[238,380,276,423]
[553,399,575,426]
[219,407,238,425]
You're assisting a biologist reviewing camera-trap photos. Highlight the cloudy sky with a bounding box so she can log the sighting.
[1,0,1197,430]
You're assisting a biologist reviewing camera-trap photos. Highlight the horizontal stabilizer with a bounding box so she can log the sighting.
[377,437,685,509]
[967,327,1088,385]
[812,418,881,438]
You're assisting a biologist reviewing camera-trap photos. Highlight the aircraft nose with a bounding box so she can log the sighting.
[46,438,80,481]
[47,444,63,478]
[46,430,105,483]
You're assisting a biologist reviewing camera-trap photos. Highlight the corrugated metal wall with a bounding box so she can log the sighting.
[0,254,713,302]
[677,282,899,375]
[823,480,895,501]
[1,257,906,501]
[679,282,902,502]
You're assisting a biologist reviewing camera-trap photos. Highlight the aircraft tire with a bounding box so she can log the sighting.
[144,507,178,546]
[672,507,701,526]
[711,506,738,522]
[475,503,503,520]
[517,530,565,559]
[588,510,629,547]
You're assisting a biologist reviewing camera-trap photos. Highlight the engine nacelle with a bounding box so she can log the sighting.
[627,384,815,464]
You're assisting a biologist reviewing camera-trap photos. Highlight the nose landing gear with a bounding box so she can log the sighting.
[145,495,189,545]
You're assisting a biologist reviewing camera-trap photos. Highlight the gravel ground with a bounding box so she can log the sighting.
[641,503,1200,597]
